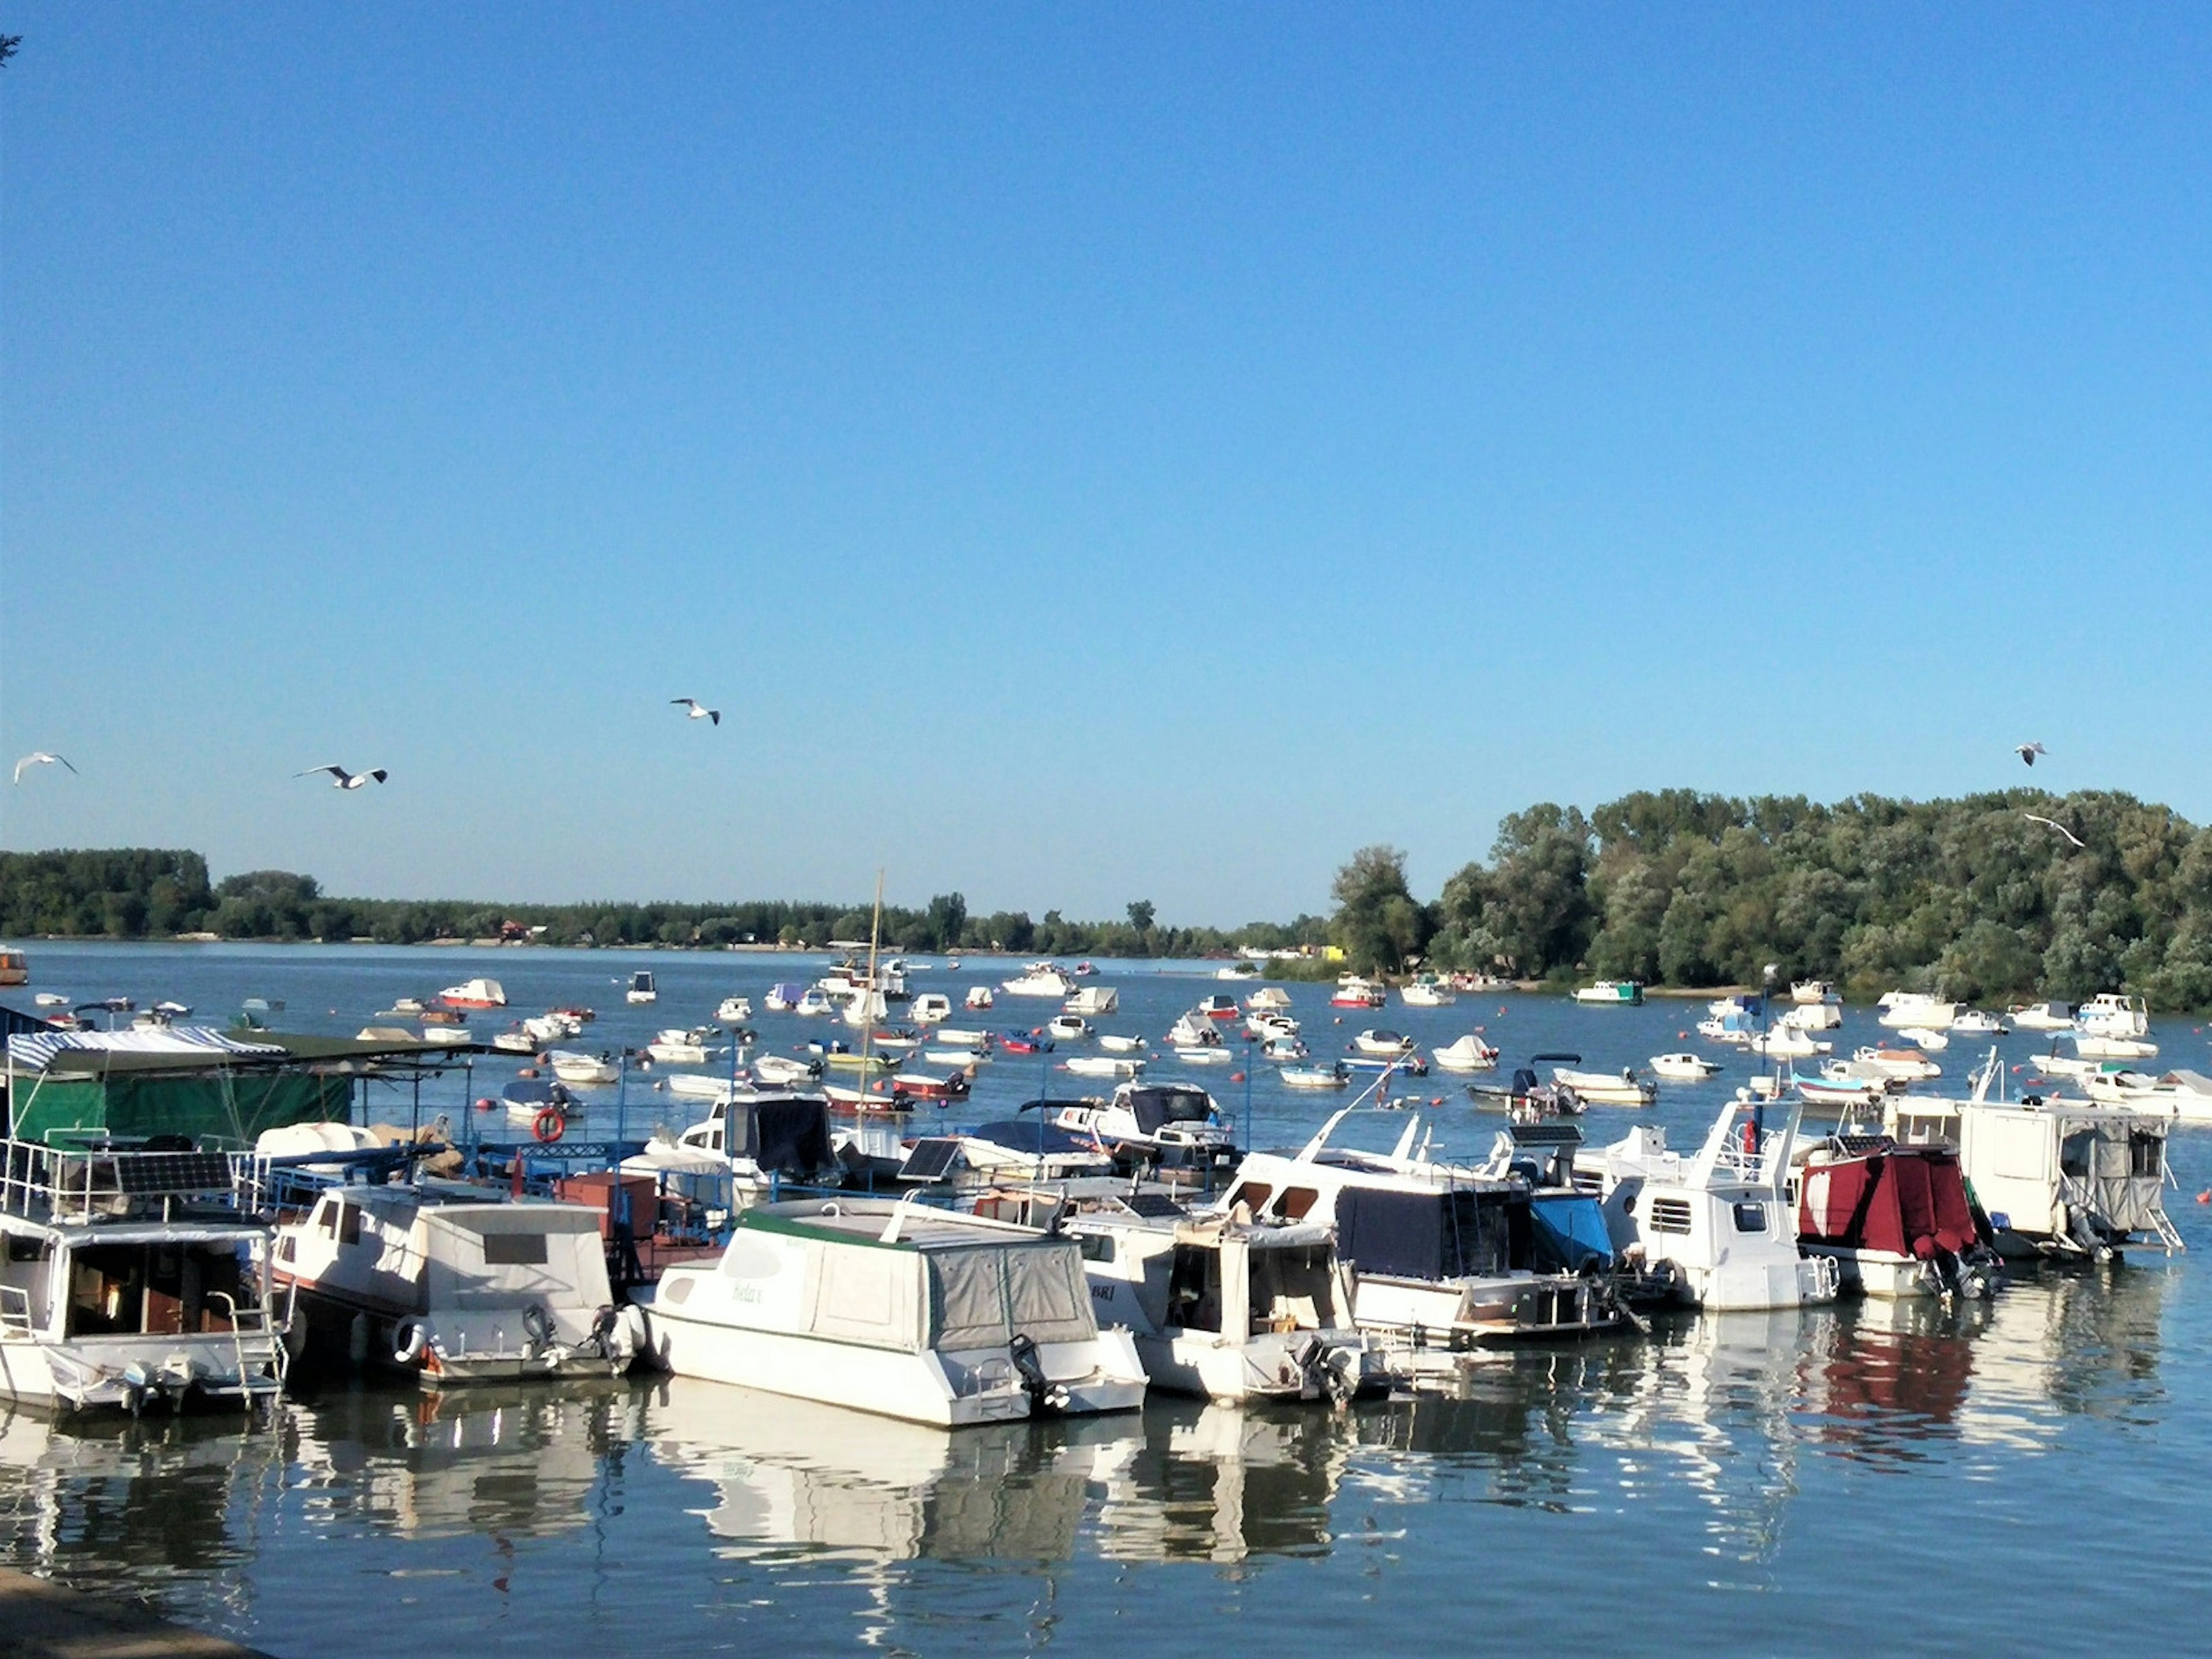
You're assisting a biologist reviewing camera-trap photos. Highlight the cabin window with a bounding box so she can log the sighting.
[1249,1245,1336,1332]
[1078,1233,1118,1263]
[337,1205,362,1247]
[1167,1244,1222,1333]
[316,1201,338,1237]
[1226,1183,1271,1215]
[2130,1132,2164,1178]
[1647,1197,1696,1235]
[1273,1187,1320,1223]
[6,1236,42,1263]
[2059,1131,2096,1180]
[482,1233,548,1266]
[1732,1202,1768,1234]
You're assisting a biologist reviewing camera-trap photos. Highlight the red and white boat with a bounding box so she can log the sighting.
[1330,976,1386,1009]
[1196,995,1240,1020]
[1796,1136,2000,1298]
[440,977,507,1009]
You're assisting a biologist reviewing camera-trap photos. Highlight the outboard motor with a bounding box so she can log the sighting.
[1009,1334,1069,1413]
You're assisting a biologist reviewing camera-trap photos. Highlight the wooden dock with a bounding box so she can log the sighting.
[0,1569,274,1659]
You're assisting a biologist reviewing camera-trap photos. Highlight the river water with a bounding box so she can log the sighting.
[2,942,2205,1656]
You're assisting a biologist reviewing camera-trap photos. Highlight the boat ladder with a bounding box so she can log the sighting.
[2148,1206,2187,1255]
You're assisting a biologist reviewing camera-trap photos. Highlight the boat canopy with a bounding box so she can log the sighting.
[724,1097,835,1175]
[1800,1147,1978,1259]
[1529,1192,1615,1272]
[1334,1186,1531,1282]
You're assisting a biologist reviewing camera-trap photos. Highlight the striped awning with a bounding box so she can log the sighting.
[5,1026,288,1072]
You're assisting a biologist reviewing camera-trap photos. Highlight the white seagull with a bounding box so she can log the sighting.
[12,752,77,785]
[2022,813,2085,849]
[2015,741,2048,767]
[296,764,388,790]
[671,698,721,726]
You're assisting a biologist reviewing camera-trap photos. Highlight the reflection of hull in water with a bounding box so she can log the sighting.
[1092,1399,1350,1563]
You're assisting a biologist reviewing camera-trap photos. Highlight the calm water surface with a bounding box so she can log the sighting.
[3,942,2207,1656]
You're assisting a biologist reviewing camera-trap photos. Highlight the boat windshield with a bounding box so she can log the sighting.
[63,1240,257,1338]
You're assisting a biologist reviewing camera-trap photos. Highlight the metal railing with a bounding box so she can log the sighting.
[0,1139,264,1226]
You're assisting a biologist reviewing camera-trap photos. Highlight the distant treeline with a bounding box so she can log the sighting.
[0,850,1330,960]
[1329,787,2212,1009]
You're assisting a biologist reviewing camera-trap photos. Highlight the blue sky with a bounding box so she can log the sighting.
[3,5,2208,923]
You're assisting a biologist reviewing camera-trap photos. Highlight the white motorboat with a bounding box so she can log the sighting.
[1883,1051,2182,1260]
[1649,1052,1720,1081]
[1046,1014,1092,1043]
[2075,993,2150,1040]
[1262,1035,1309,1062]
[1552,1066,1656,1107]
[0,1141,287,1412]
[273,1185,634,1385]
[1849,1046,1941,1082]
[1896,1026,1950,1051]
[1175,1048,1233,1066]
[636,1197,1147,1426]
[31,992,70,1009]
[933,1027,991,1051]
[840,988,890,1028]
[1067,1207,1387,1403]
[440,978,507,1009]
[1166,1012,1219,1048]
[1097,1033,1145,1054]
[1796,1138,2000,1298]
[522,1012,575,1044]
[1001,964,1080,999]
[1746,1026,1830,1060]
[646,1028,718,1066]
[2070,1031,2158,1060]
[922,1048,983,1069]
[715,997,754,1024]
[752,1053,824,1087]
[1065,986,1119,1016]
[1279,1062,1350,1089]
[965,986,996,1010]
[2082,1068,2212,1124]
[1220,1106,1623,1346]
[1790,980,1838,1005]
[548,1051,619,1086]
[1779,1001,1843,1032]
[1574,1094,1840,1311]
[1351,1028,1415,1058]
[1065,1055,1143,1080]
[664,1072,743,1102]
[1792,1066,1897,1111]
[490,1027,537,1055]
[1948,1010,2008,1035]
[1876,992,1956,1030]
[1029,1081,1234,1172]
[2006,1001,2075,1032]
[765,982,805,1013]
[624,1092,843,1204]
[417,1024,471,1047]
[910,993,953,1024]
[794,988,840,1018]
[1330,975,1387,1009]
[1430,1034,1501,1073]
[1213,960,1260,981]
[1245,987,1294,1013]
[1696,1012,1757,1046]
[1245,1012,1300,1041]
[910,1120,1117,1181]
[1572,980,1643,1006]
[624,971,658,1005]
[1400,976,1457,1007]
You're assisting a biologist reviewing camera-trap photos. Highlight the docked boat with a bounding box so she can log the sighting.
[2076,993,2150,1041]
[31,992,69,1009]
[490,1026,537,1055]
[998,1031,1052,1056]
[1351,1029,1415,1057]
[1649,1052,1720,1081]
[1174,1047,1233,1066]
[1001,964,1080,999]
[933,1028,991,1051]
[548,1050,619,1086]
[1466,1056,1586,1122]
[274,1184,634,1385]
[1219,1107,1624,1347]
[840,987,891,1028]
[1065,1205,1388,1403]
[910,993,953,1024]
[1065,1055,1142,1080]
[521,1012,573,1045]
[1883,1052,2182,1260]
[1329,976,1386,1009]
[0,1140,288,1412]
[1876,992,1956,1031]
[1065,986,1119,1017]
[1746,1026,1830,1060]
[1028,1082,1234,1173]
[1790,980,1838,1005]
[2006,1000,2076,1032]
[2070,1031,2159,1060]
[1896,1026,1951,1051]
[1948,1009,2008,1035]
[1430,1034,1501,1073]
[715,996,753,1024]
[1849,1046,1942,1082]
[1696,1011,1759,1046]
[1791,1067,1897,1111]
[1796,1136,2001,1298]
[1552,1066,1657,1107]
[1779,999,1843,1032]
[2082,1068,2212,1123]
[440,978,507,1009]
[1571,980,1643,1006]
[1280,1062,1351,1089]
[1046,1014,1092,1043]
[1574,1093,1840,1311]
[964,986,996,1010]
[645,1027,718,1066]
[1213,960,1260,980]
[635,1197,1147,1425]
[752,1053,825,1087]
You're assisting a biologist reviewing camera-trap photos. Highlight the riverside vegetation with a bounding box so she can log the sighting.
[9,784,2212,1007]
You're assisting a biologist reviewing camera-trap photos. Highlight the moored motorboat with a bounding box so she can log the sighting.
[965,986,996,1010]
[1280,1062,1351,1089]
[624,971,658,1005]
[548,1050,619,1086]
[910,993,953,1024]
[1065,986,1119,1016]
[1001,964,1080,999]
[1329,976,1385,1009]
[752,1053,825,1087]
[1430,1033,1501,1073]
[1400,975,1457,1007]
[716,996,754,1024]
[1649,1052,1719,1081]
[1097,1032,1145,1054]
[1046,1014,1092,1043]
[1065,1054,1143,1080]
[1351,1028,1415,1057]
[1028,1081,1234,1173]
[1571,980,1643,1006]
[1796,1136,2001,1297]
[1552,1066,1656,1107]
[2006,1000,2075,1032]
[440,978,507,1009]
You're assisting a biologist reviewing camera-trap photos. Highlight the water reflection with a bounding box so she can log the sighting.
[1093,1401,1347,1562]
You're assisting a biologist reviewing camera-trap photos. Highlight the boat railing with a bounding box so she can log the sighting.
[0,1139,266,1226]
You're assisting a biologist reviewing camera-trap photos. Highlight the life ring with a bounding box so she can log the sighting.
[392,1318,429,1366]
[533,1106,566,1143]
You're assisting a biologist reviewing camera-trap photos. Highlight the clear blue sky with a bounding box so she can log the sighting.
[3,5,2208,924]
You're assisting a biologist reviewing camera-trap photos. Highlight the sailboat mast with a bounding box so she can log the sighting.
[857,870,885,1088]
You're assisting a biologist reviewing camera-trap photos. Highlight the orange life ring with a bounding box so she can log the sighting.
[533,1106,566,1143]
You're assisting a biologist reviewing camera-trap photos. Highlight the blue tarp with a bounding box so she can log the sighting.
[1531,1193,1615,1272]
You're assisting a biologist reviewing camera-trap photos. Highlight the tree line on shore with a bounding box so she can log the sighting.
[0,850,1328,960]
[1330,786,2212,1009]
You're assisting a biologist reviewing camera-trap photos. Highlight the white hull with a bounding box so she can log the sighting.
[0,1331,285,1412]
[1132,1329,1387,1403]
[1801,1245,1948,1300]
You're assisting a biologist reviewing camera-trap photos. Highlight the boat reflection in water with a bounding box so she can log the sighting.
[1092,1400,1348,1562]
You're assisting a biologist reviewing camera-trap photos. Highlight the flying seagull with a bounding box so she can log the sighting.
[296,764,388,789]
[2015,742,2048,767]
[2022,812,2086,849]
[12,752,77,785]
[672,698,721,726]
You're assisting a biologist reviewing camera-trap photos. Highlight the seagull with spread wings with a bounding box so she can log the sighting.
[2015,741,2048,767]
[2022,812,2085,849]
[672,698,721,726]
[12,752,77,785]
[296,764,388,790]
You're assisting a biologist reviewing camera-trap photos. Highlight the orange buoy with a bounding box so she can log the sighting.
[474,1096,496,1112]
[1229,1071,1245,1083]
[2198,1191,2210,1205]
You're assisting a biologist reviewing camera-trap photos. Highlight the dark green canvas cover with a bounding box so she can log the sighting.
[8,1069,353,1147]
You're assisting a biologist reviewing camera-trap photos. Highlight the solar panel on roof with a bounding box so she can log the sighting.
[1123,1192,1184,1218]
[1508,1122,1585,1147]
[110,1152,234,1195]
[899,1139,962,1182]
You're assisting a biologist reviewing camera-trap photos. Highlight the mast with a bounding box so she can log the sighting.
[857,870,885,1097]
